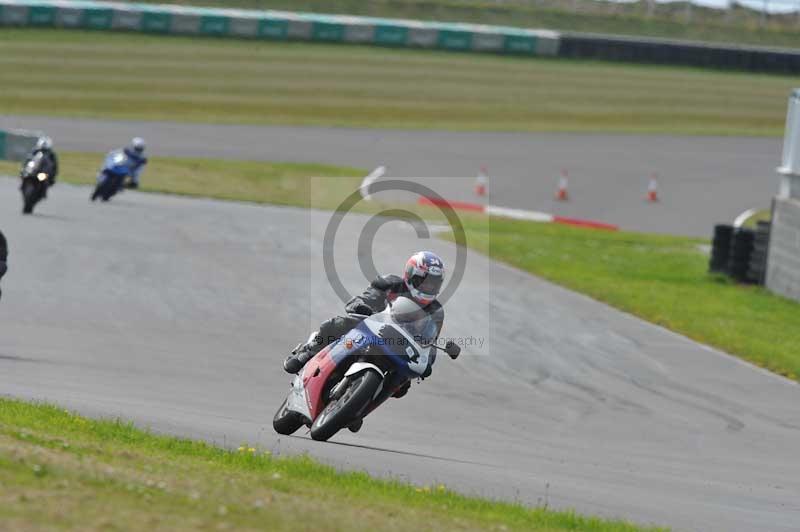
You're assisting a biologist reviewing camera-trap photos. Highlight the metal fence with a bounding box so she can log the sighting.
[0,130,40,162]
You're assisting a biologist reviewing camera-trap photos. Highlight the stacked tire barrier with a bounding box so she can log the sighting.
[747,221,771,285]
[1,0,799,73]
[0,0,559,57]
[0,129,40,162]
[709,223,770,285]
[728,228,755,283]
[709,224,734,274]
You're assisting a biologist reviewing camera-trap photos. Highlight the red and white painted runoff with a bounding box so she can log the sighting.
[417,196,619,231]
[358,169,619,231]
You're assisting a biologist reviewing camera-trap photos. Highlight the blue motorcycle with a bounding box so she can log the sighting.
[91,150,133,202]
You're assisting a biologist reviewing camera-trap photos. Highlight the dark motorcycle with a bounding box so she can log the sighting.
[20,152,51,215]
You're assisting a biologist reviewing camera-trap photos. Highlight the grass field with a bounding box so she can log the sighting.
[464,217,800,380]
[742,209,772,229]
[126,0,800,49]
[0,29,797,136]
[0,152,365,208]
[0,398,663,532]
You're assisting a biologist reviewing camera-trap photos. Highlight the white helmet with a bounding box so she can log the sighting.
[130,137,146,154]
[35,136,53,151]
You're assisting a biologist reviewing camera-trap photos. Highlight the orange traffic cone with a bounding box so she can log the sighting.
[646,173,658,202]
[555,170,569,201]
[475,166,488,197]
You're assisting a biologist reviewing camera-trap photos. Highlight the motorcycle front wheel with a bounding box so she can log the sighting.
[21,181,37,214]
[272,397,305,435]
[310,369,382,442]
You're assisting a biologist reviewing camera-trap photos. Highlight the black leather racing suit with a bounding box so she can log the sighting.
[291,275,444,390]
[25,149,58,185]
[0,230,7,301]
[314,274,444,351]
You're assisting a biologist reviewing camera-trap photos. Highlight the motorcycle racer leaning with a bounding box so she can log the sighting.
[21,137,58,198]
[283,251,452,401]
[122,137,148,189]
[0,230,7,301]
[27,137,58,186]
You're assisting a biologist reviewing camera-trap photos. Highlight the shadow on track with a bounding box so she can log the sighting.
[286,434,496,468]
[28,213,74,222]
[0,353,42,363]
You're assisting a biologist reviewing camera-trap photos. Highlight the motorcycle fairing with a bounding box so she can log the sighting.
[294,327,368,421]
[286,308,434,423]
[361,315,433,378]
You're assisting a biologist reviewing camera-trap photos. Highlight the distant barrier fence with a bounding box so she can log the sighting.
[1,0,799,73]
[0,1,559,56]
[559,32,800,73]
[0,130,40,162]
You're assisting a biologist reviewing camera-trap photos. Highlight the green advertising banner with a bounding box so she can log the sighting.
[0,0,561,57]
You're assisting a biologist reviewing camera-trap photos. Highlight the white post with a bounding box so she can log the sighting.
[776,89,800,199]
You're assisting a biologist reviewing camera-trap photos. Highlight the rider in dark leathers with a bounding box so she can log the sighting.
[283,251,447,402]
[0,230,7,301]
[22,137,58,196]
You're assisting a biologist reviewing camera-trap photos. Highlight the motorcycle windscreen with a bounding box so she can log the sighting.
[389,298,438,346]
[22,153,43,177]
[371,323,432,377]
[396,317,437,346]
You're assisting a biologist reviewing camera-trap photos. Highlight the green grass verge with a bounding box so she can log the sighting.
[0,398,663,531]
[1,29,797,136]
[126,0,800,49]
[0,152,365,209]
[741,209,772,229]
[463,218,800,381]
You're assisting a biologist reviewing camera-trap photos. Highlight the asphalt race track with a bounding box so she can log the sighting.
[0,115,784,236]
[1,177,799,532]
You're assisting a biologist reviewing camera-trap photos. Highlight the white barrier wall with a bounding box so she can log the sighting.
[0,130,40,161]
[766,90,800,303]
[766,198,800,301]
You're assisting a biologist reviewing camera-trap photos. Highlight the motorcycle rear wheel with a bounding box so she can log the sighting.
[310,369,382,442]
[272,398,305,435]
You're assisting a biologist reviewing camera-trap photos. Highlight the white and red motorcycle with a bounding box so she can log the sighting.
[273,296,460,441]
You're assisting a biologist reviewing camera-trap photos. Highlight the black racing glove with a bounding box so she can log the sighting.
[445,340,461,360]
[350,303,373,316]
